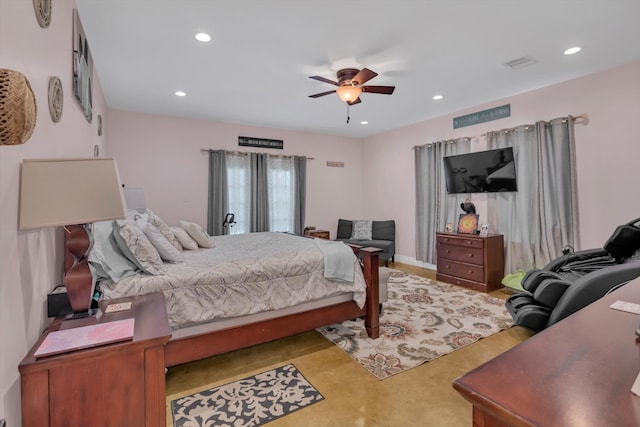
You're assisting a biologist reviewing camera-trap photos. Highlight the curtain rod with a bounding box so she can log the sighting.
[200,149,314,160]
[412,113,588,150]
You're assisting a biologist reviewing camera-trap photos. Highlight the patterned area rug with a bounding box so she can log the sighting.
[171,364,323,427]
[318,270,514,380]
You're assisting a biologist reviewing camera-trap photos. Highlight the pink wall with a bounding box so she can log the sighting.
[0,1,108,424]
[364,60,640,264]
[106,111,366,235]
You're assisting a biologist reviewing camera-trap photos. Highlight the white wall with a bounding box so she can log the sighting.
[363,60,640,265]
[106,110,366,237]
[0,1,108,425]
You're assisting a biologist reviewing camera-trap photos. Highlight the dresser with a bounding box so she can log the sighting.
[453,276,640,427]
[436,232,504,292]
[19,292,171,427]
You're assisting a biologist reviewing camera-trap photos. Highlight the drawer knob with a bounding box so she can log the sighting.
[446,250,451,254]
[468,270,474,274]
[467,241,472,245]
[468,253,474,258]
[444,238,449,242]
[445,265,451,269]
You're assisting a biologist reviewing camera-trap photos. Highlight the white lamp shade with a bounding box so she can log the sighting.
[18,157,127,229]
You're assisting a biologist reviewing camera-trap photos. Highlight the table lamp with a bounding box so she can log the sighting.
[18,157,126,318]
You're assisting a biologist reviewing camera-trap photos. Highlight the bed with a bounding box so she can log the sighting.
[90,217,380,367]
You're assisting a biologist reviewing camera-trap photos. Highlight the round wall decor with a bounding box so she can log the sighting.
[97,114,103,136]
[48,76,63,122]
[33,0,52,28]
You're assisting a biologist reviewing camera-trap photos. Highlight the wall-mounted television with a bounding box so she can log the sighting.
[443,147,517,194]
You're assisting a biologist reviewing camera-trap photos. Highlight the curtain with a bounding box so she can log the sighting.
[226,153,251,234]
[486,118,578,273]
[415,138,471,263]
[206,150,228,236]
[210,151,307,235]
[267,156,295,233]
[293,156,306,235]
[250,153,269,232]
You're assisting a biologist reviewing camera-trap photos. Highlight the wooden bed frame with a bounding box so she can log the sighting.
[164,246,381,367]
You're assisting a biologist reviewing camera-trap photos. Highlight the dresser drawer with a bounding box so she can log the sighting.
[437,243,484,265]
[436,233,485,249]
[437,259,485,283]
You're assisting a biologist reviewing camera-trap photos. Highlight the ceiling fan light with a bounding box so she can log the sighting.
[336,85,362,102]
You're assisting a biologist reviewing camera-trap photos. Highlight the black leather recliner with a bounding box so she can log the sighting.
[505,217,640,332]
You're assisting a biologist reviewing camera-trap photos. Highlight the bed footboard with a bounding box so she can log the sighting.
[164,244,381,367]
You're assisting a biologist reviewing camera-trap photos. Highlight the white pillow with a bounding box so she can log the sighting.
[172,226,198,250]
[179,220,214,248]
[145,208,183,251]
[351,220,373,240]
[135,218,184,263]
[113,220,164,275]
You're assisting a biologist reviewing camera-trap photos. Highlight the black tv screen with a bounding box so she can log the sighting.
[443,147,517,194]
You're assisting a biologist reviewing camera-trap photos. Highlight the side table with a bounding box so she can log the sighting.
[19,292,171,427]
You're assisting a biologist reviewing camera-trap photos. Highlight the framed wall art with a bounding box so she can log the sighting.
[72,9,93,123]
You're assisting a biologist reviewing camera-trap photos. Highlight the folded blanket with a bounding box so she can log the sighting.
[314,238,357,283]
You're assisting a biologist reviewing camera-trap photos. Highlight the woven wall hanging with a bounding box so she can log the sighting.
[0,69,37,146]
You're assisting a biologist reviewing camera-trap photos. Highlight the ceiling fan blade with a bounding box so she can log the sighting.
[361,85,395,95]
[308,90,336,98]
[352,68,378,86]
[309,75,339,86]
[347,97,362,106]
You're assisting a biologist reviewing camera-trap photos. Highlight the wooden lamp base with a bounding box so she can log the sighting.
[64,225,95,317]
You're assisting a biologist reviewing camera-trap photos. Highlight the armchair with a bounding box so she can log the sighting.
[506,217,640,332]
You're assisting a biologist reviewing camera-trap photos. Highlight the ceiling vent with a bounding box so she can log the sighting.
[504,55,538,70]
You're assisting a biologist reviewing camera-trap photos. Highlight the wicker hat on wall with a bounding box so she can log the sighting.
[0,68,37,145]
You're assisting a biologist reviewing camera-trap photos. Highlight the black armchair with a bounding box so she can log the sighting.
[505,217,640,332]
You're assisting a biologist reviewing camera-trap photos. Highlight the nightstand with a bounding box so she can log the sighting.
[19,292,171,427]
[305,229,330,239]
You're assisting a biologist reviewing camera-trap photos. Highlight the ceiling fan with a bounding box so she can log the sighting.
[308,67,395,105]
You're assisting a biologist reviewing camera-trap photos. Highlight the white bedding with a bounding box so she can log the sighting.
[98,232,366,330]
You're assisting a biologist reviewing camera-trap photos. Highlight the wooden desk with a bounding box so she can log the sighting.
[453,277,640,427]
[19,293,171,427]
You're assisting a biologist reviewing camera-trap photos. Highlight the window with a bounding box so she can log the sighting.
[225,153,297,234]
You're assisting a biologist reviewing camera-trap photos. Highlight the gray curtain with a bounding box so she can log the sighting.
[293,156,307,235]
[207,150,228,236]
[250,152,269,232]
[486,118,579,273]
[415,138,471,263]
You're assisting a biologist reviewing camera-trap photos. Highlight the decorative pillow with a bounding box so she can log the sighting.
[135,218,184,263]
[172,226,198,250]
[144,208,183,251]
[113,220,164,275]
[88,220,140,282]
[351,220,373,240]
[179,220,215,248]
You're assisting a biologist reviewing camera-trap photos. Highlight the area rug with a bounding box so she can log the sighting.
[317,270,514,380]
[171,364,323,427]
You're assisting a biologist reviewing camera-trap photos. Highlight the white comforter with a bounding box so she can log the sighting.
[99,232,366,330]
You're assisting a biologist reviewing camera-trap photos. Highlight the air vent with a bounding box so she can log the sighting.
[504,55,538,70]
[326,161,344,168]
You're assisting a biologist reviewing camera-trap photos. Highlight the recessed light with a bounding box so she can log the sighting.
[563,46,581,55]
[433,95,444,100]
[360,121,368,125]
[175,91,186,97]
[195,32,211,42]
